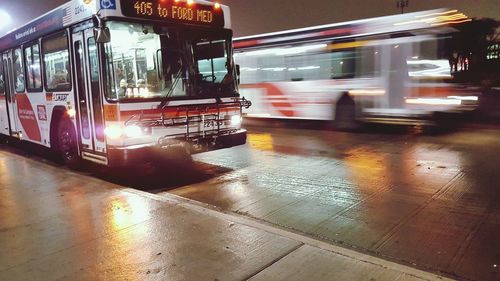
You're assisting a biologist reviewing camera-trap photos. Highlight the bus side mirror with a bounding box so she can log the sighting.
[92,14,110,43]
[94,27,111,43]
[236,64,240,85]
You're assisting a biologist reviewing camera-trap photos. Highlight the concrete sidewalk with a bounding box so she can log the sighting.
[0,149,451,281]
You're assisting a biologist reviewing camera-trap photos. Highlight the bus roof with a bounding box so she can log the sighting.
[0,0,231,51]
[234,9,469,49]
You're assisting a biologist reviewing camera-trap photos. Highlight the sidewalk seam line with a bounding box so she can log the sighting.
[242,244,305,281]
[123,188,454,281]
[372,171,464,250]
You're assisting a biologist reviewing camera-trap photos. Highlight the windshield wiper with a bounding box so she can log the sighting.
[158,69,183,109]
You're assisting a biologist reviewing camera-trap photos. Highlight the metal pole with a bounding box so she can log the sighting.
[396,0,409,14]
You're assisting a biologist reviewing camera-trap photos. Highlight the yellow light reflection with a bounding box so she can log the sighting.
[414,9,458,18]
[431,19,472,26]
[104,195,152,278]
[328,40,369,50]
[394,10,469,26]
[247,133,274,151]
[110,196,150,230]
[342,147,390,191]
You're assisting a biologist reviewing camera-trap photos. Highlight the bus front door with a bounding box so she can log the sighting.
[2,52,20,138]
[0,59,9,135]
[72,29,107,164]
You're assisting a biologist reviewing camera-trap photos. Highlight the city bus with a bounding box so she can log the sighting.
[234,9,480,129]
[0,0,249,168]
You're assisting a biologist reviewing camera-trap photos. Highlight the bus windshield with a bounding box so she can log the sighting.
[104,21,236,102]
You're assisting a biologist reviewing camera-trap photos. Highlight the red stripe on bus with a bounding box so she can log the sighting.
[321,27,351,37]
[119,106,241,120]
[241,83,295,117]
[409,86,462,97]
[234,40,260,48]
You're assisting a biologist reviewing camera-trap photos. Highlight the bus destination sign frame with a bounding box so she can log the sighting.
[120,0,224,28]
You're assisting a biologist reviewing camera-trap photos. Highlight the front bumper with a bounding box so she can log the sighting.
[107,129,247,167]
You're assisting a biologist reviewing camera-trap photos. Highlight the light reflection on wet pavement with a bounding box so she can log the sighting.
[1,125,500,280]
[0,148,306,281]
[168,126,500,280]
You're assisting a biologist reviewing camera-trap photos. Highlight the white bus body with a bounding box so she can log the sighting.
[0,0,247,167]
[234,10,479,126]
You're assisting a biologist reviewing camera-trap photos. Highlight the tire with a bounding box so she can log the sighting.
[56,118,81,169]
[333,93,358,131]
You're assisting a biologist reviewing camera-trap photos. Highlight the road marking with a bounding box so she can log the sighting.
[124,188,454,281]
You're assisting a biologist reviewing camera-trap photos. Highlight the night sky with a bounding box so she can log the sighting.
[0,0,498,37]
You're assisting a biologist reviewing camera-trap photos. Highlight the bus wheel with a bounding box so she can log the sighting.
[57,118,80,168]
[333,93,358,131]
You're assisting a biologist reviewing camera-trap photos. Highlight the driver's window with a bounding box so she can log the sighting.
[195,40,228,83]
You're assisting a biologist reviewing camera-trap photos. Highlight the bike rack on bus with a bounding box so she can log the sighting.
[125,99,245,147]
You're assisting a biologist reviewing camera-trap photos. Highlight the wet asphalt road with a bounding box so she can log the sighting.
[163,124,500,281]
[2,123,500,280]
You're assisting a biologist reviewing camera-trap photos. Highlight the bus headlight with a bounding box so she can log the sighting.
[105,125,145,139]
[104,126,123,139]
[124,125,143,138]
[231,115,242,126]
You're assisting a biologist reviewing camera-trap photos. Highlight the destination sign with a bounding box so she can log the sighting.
[120,0,224,27]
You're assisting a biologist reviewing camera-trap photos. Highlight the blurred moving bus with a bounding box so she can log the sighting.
[234,9,480,128]
[0,0,248,167]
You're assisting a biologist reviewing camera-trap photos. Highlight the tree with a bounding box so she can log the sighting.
[446,18,500,85]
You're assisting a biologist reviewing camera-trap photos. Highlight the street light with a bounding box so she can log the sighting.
[396,0,409,14]
[0,9,12,30]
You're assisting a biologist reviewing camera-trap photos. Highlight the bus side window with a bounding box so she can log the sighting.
[330,50,355,79]
[13,48,25,93]
[355,46,377,78]
[42,32,71,92]
[24,42,43,92]
[286,49,330,81]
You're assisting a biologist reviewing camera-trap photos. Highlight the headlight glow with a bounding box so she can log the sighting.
[124,125,143,138]
[230,115,242,126]
[447,95,478,101]
[405,98,462,105]
[104,126,123,139]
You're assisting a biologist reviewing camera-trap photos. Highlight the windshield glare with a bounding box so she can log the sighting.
[104,21,235,101]
[195,40,228,83]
